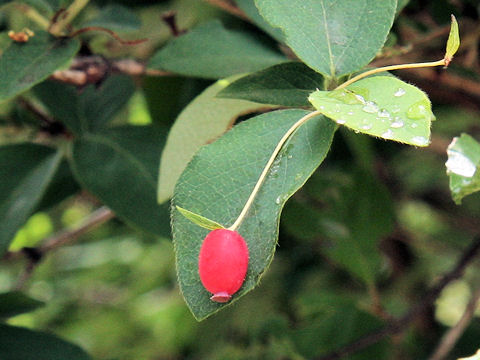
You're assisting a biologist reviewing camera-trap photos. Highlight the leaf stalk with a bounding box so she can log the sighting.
[228,110,323,231]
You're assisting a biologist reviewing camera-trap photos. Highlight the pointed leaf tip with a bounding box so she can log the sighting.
[445,14,460,66]
[176,206,225,231]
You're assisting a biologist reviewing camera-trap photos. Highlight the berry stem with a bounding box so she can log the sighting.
[49,0,91,36]
[228,110,323,232]
[335,59,446,90]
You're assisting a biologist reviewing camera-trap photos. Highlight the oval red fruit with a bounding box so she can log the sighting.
[198,229,249,303]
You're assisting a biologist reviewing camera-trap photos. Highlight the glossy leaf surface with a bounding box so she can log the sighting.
[157,77,268,203]
[0,32,80,102]
[71,126,170,237]
[218,62,324,107]
[0,144,62,256]
[172,109,336,320]
[446,134,480,204]
[148,20,286,79]
[254,0,396,77]
[309,76,434,146]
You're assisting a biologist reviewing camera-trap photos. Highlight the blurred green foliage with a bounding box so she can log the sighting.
[0,0,480,359]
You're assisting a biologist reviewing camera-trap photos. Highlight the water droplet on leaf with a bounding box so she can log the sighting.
[382,129,394,139]
[394,88,406,97]
[411,136,429,146]
[362,101,379,113]
[390,117,404,128]
[407,101,430,120]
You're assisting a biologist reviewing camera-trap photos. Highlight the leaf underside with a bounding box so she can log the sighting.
[446,133,480,204]
[309,76,434,146]
[172,109,336,320]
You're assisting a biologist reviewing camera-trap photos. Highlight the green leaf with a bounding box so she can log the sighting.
[0,31,80,103]
[309,76,434,146]
[0,291,44,318]
[172,109,336,320]
[176,206,225,231]
[82,4,141,32]
[218,62,325,107]
[292,294,386,359]
[321,168,394,285]
[235,0,285,42]
[70,125,171,237]
[254,0,397,77]
[148,20,287,79]
[0,324,91,360]
[446,134,480,204]
[0,143,62,256]
[157,76,269,204]
[34,75,135,135]
[0,0,54,14]
[445,14,460,64]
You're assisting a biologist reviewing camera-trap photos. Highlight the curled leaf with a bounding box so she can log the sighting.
[176,206,225,231]
[445,14,460,66]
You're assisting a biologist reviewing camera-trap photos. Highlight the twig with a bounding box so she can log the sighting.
[8,207,115,289]
[428,288,480,360]
[50,56,170,86]
[203,0,249,21]
[315,236,480,360]
[41,206,114,252]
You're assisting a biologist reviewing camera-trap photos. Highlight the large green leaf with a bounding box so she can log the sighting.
[0,324,91,360]
[148,20,287,79]
[172,109,336,320]
[157,77,268,204]
[70,125,171,237]
[0,291,44,319]
[446,134,480,204]
[235,0,285,42]
[218,62,324,107]
[0,143,62,256]
[254,0,397,77]
[309,76,434,146]
[0,31,80,103]
[34,76,135,135]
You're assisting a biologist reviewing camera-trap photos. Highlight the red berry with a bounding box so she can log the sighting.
[198,229,249,303]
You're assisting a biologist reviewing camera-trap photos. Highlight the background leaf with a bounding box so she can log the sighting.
[0,291,44,318]
[0,324,91,360]
[70,125,171,237]
[235,0,285,42]
[0,143,62,256]
[34,76,135,135]
[0,32,80,103]
[148,20,287,79]
[82,4,141,32]
[172,109,336,320]
[157,76,269,204]
[446,133,480,204]
[309,76,434,146]
[254,0,397,77]
[218,61,325,106]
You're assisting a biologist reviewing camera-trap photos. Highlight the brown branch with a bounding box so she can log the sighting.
[41,206,114,252]
[6,207,115,289]
[315,236,480,360]
[50,56,171,86]
[428,288,480,360]
[69,26,148,46]
[203,0,249,21]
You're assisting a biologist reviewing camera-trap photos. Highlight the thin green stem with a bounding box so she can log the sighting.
[15,4,50,30]
[335,59,446,90]
[49,0,91,36]
[228,110,323,232]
